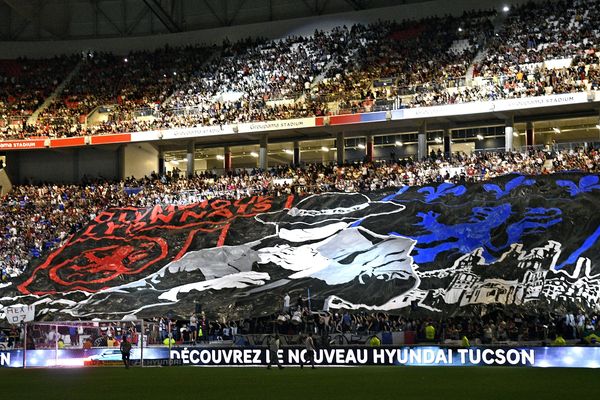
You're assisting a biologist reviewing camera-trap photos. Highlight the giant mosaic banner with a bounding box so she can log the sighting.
[1,173,600,320]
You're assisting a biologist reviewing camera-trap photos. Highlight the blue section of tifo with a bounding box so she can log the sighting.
[391,204,562,264]
[417,183,466,202]
[381,186,410,201]
[556,175,600,196]
[483,175,535,199]
[558,224,600,269]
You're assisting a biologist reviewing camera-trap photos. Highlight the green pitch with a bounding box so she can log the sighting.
[1,366,597,399]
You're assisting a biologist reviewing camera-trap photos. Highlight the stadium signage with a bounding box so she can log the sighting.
[401,102,494,119]
[50,137,86,148]
[169,347,536,367]
[90,134,131,145]
[0,346,598,368]
[0,352,9,366]
[130,131,161,142]
[0,140,45,149]
[171,348,265,365]
[237,117,315,133]
[492,92,589,111]
[398,93,589,120]
[160,125,236,140]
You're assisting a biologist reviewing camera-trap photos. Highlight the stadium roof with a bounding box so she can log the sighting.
[0,0,435,41]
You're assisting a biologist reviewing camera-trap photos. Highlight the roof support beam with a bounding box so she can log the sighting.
[2,0,66,39]
[10,18,30,40]
[202,0,226,26]
[142,0,181,33]
[126,5,151,35]
[91,0,124,35]
[300,0,330,16]
[226,0,247,26]
[300,0,316,14]
[317,0,331,14]
[344,0,370,10]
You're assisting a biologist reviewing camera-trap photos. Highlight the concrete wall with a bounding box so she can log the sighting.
[0,167,12,195]
[4,145,120,184]
[122,143,159,179]
[79,146,120,180]
[381,144,419,160]
[475,137,505,151]
[3,142,162,184]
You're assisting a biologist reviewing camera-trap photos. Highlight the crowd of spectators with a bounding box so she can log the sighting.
[3,306,598,349]
[260,308,600,346]
[2,146,600,282]
[312,12,494,105]
[0,56,76,122]
[34,45,216,138]
[474,0,600,78]
[4,307,599,349]
[110,304,600,347]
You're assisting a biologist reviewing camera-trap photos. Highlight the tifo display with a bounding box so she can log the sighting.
[0,170,599,320]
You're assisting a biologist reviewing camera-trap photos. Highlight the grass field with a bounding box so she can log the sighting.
[1,366,598,399]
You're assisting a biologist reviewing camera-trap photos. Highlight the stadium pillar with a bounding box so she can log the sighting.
[259,135,268,170]
[526,121,535,149]
[118,145,125,180]
[3,152,19,184]
[322,148,330,163]
[224,146,232,171]
[418,122,428,161]
[186,141,195,177]
[158,147,165,176]
[336,132,344,165]
[366,134,374,162]
[443,128,452,159]
[72,148,80,182]
[542,132,553,148]
[505,118,514,152]
[293,141,301,166]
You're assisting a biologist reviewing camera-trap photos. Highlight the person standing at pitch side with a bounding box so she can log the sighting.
[267,334,284,369]
[301,332,316,369]
[120,335,132,369]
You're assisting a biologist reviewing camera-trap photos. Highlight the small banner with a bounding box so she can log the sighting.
[5,305,35,324]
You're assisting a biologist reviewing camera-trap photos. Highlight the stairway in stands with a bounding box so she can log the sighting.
[27,59,83,126]
[295,58,336,105]
[464,12,508,86]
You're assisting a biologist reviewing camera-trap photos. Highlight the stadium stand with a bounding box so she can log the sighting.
[0,56,77,135]
[0,1,599,139]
